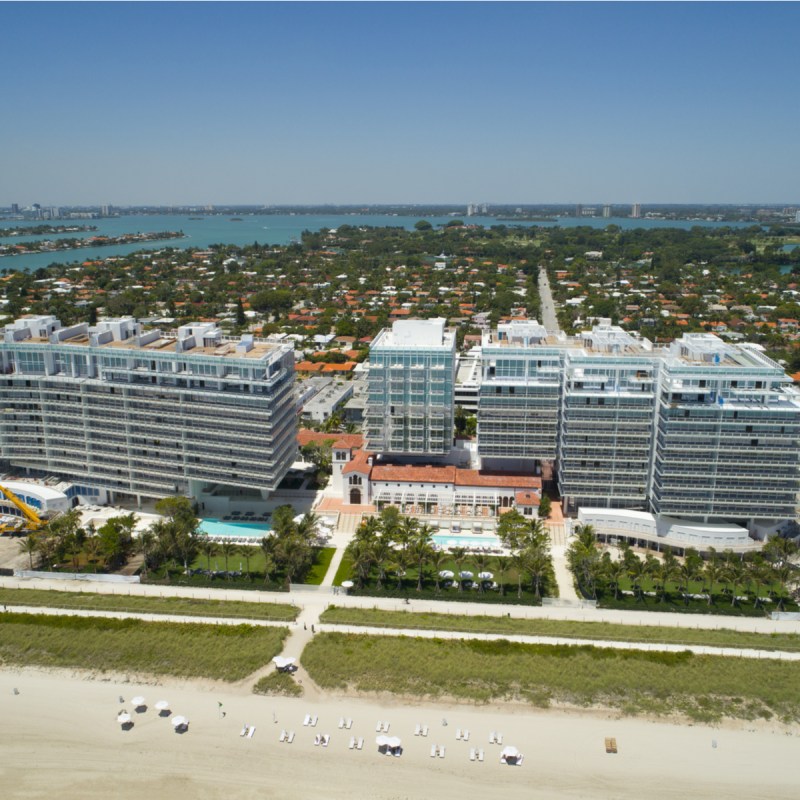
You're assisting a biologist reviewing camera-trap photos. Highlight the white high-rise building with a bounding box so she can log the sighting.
[365,319,456,458]
[0,315,297,503]
[631,203,642,218]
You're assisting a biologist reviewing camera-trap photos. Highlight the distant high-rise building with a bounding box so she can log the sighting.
[575,204,583,217]
[796,210,800,223]
[10,203,19,214]
[101,205,110,216]
[631,203,641,218]
[602,204,611,218]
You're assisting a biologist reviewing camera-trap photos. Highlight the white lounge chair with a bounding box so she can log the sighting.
[463,729,470,741]
[240,725,249,737]
[287,731,295,744]
[314,734,321,746]
[439,746,446,759]
[376,721,382,732]
[414,724,421,736]
[478,749,484,762]
[279,729,287,742]
[349,736,356,750]
[311,715,318,727]
[357,737,364,750]
[346,718,353,729]
[339,717,345,729]
[469,748,476,761]
[383,722,390,733]
[496,733,503,745]
[456,728,462,740]
[247,726,256,739]
[422,725,429,737]
[303,714,311,727]
[489,731,496,744]
[322,734,330,747]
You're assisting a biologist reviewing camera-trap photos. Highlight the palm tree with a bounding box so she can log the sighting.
[653,549,678,603]
[492,555,509,596]
[347,537,374,589]
[526,547,550,600]
[722,556,744,607]
[473,553,491,593]
[241,544,253,579]
[199,538,217,572]
[603,557,626,600]
[510,551,527,599]
[626,555,647,602]
[703,548,723,606]
[18,534,39,570]
[450,547,468,592]
[431,551,449,593]
[410,529,433,592]
[137,529,156,577]
[296,512,319,541]
[259,536,275,584]
[219,538,236,578]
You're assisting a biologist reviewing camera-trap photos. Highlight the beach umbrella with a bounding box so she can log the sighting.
[272,656,296,670]
[117,712,132,725]
[438,570,454,579]
[131,696,146,708]
[375,735,391,746]
[171,715,189,729]
[386,737,402,748]
[478,571,494,580]
[155,700,170,713]
[459,571,474,579]
[341,580,354,589]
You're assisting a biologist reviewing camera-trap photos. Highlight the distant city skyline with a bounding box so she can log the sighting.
[2,2,799,205]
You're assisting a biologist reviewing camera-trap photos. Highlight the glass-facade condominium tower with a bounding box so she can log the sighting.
[0,315,297,502]
[365,318,456,457]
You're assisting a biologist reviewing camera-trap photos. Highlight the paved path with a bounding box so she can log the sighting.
[550,544,580,602]
[538,266,561,334]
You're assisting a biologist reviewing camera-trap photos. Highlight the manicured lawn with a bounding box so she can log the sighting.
[0,612,288,681]
[0,587,299,621]
[302,632,800,723]
[319,606,800,652]
[303,547,336,585]
[332,555,556,606]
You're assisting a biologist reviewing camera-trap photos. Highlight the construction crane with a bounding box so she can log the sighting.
[0,484,46,535]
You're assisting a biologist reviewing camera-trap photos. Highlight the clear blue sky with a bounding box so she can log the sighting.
[2,2,798,205]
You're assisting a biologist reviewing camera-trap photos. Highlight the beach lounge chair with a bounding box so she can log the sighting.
[496,733,503,745]
[314,734,321,746]
[605,737,618,754]
[357,737,364,750]
[247,726,256,739]
[489,731,496,744]
[456,728,462,740]
[422,725,428,737]
[287,731,295,744]
[430,744,437,758]
[339,717,345,729]
[322,734,330,747]
[376,721,382,732]
[311,715,318,727]
[478,749,484,762]
[439,746,446,759]
[240,725,249,737]
[279,729,287,742]
[469,748,476,761]
[463,729,470,741]
[383,722,390,733]
[303,714,311,727]
[346,718,353,729]
[414,724,421,736]
[349,736,356,750]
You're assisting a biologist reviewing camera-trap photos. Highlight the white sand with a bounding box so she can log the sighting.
[0,669,797,799]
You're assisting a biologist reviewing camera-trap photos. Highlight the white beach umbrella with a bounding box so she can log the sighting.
[171,715,189,729]
[341,580,354,589]
[500,745,520,759]
[117,712,132,725]
[386,736,402,748]
[459,571,474,580]
[272,656,296,669]
[478,571,494,580]
[131,696,146,708]
[438,570,454,579]
[376,735,391,747]
[154,700,170,712]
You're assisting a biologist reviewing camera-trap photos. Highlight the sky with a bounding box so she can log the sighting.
[2,1,799,206]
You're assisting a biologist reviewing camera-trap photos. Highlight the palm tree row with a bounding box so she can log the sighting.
[345,507,557,600]
[567,525,800,610]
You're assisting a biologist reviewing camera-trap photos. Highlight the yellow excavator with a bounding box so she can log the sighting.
[0,484,46,536]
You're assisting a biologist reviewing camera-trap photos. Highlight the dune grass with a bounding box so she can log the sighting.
[0,612,288,681]
[302,632,800,723]
[253,671,304,697]
[0,587,298,621]
[318,606,800,652]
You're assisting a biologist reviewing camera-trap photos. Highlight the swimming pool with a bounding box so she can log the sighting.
[199,518,272,538]
[432,533,503,550]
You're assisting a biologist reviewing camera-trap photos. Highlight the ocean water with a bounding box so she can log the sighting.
[0,213,755,272]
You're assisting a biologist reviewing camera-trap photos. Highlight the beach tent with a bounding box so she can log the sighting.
[272,656,297,672]
[155,700,170,715]
[500,745,522,765]
[131,696,146,709]
[171,716,189,732]
[117,712,132,726]
[376,734,391,754]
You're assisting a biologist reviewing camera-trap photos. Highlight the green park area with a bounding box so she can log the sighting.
[302,632,800,723]
[319,606,800,652]
[0,612,288,681]
[0,587,298,621]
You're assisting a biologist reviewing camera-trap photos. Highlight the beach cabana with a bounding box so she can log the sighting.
[155,700,171,716]
[171,716,189,733]
[131,696,146,711]
[500,745,523,765]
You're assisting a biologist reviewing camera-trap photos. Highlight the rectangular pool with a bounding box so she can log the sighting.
[432,533,503,550]
[200,518,271,538]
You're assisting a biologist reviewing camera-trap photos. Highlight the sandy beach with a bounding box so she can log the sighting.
[1,668,797,800]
